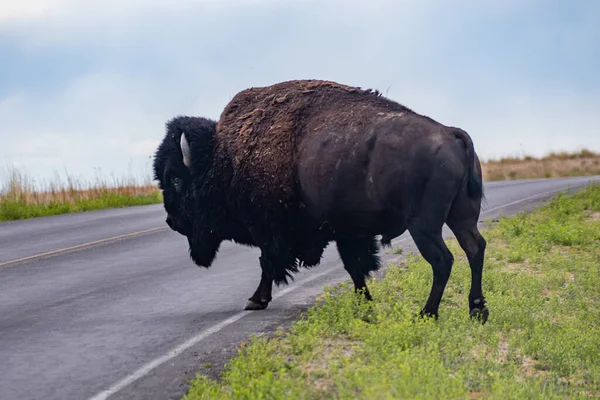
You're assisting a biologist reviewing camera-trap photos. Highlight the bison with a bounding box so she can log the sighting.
[153,79,488,323]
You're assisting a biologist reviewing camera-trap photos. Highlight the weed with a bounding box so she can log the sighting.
[183,183,600,399]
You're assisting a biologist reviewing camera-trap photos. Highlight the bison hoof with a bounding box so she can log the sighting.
[244,299,269,311]
[469,306,489,324]
[469,298,489,324]
[416,309,439,322]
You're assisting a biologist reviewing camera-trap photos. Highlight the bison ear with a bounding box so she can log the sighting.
[180,132,192,168]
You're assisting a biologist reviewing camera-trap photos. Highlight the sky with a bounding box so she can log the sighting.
[1,0,599,186]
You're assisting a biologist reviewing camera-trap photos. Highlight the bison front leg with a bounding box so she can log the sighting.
[242,227,299,310]
[336,237,381,301]
[244,258,273,310]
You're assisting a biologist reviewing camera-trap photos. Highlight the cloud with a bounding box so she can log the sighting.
[1,73,165,180]
[0,0,281,22]
[1,0,599,185]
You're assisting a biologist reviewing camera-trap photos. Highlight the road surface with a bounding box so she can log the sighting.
[1,176,599,400]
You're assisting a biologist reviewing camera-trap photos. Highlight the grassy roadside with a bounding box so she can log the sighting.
[2,150,599,222]
[0,166,161,222]
[184,183,600,399]
[0,191,161,222]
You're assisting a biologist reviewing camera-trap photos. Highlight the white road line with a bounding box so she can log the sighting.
[90,238,417,400]
[87,311,252,400]
[86,263,360,400]
[480,188,569,216]
[86,184,588,400]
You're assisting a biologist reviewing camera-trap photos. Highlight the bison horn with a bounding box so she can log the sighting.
[180,133,192,167]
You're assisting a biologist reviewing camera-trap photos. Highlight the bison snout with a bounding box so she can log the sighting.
[166,216,189,236]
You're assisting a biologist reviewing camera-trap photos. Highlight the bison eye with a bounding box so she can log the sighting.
[172,177,182,191]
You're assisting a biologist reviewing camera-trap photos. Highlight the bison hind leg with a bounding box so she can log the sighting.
[446,189,488,324]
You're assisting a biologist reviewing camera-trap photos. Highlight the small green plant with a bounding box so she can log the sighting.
[182,183,600,399]
[0,192,162,221]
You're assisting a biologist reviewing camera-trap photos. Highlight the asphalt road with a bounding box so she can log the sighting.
[1,176,599,400]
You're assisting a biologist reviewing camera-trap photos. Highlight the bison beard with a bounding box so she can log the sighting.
[154,79,489,323]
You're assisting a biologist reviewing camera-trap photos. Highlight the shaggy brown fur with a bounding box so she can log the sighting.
[154,79,488,322]
[214,80,414,210]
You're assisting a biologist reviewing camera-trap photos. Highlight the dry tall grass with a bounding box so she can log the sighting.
[2,148,599,221]
[481,149,600,181]
[0,166,158,205]
[0,165,161,221]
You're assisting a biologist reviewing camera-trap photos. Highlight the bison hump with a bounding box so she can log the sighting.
[214,79,411,209]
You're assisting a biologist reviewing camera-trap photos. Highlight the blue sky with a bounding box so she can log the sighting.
[1,0,599,185]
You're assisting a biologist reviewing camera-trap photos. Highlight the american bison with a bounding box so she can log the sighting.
[153,79,488,323]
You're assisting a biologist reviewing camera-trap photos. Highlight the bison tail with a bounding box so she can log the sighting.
[453,129,484,200]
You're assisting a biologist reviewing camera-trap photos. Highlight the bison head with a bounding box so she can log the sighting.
[153,115,217,238]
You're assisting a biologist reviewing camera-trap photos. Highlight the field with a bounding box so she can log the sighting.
[1,149,599,222]
[481,149,600,181]
[0,166,160,222]
[183,183,600,399]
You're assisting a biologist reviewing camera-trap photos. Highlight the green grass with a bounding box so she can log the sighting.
[0,165,162,222]
[0,191,162,222]
[183,183,600,399]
